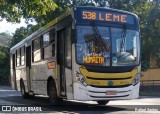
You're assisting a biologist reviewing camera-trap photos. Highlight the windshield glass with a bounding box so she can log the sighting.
[111,28,140,66]
[76,26,111,66]
[76,26,140,66]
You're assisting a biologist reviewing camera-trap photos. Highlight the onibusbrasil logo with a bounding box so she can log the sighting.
[1,106,42,112]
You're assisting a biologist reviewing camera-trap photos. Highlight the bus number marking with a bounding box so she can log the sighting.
[83,11,96,20]
[82,11,127,23]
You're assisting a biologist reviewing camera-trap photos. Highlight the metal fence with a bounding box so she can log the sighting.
[140,80,160,86]
[140,80,160,95]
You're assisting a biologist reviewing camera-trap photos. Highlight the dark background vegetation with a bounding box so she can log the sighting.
[0,0,160,86]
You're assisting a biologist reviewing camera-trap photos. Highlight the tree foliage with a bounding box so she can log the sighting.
[0,32,12,46]
[0,0,57,22]
[33,0,108,26]
[10,24,37,47]
[0,33,11,82]
[0,45,10,84]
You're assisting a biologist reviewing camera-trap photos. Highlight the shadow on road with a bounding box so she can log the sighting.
[0,95,127,112]
[0,86,128,113]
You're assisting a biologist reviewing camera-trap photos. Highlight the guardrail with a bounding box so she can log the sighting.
[140,80,160,86]
[140,80,160,96]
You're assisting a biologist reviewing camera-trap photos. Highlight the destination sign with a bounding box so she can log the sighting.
[80,9,135,24]
[83,56,104,64]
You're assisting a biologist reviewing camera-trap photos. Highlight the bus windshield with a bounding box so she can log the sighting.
[76,25,140,66]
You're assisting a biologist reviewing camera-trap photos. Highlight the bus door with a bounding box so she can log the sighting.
[57,29,66,96]
[57,26,73,98]
[26,46,32,92]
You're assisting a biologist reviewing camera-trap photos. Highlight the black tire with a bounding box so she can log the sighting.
[48,80,63,105]
[97,100,109,105]
[20,81,28,99]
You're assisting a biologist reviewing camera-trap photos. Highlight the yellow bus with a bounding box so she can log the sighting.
[10,6,141,105]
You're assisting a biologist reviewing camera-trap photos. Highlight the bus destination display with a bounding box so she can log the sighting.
[80,9,135,24]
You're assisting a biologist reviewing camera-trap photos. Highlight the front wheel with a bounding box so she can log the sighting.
[48,80,63,105]
[96,100,109,105]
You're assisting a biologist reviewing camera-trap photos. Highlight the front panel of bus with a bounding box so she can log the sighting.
[73,7,140,101]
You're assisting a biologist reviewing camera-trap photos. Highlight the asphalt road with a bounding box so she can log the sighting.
[0,86,160,114]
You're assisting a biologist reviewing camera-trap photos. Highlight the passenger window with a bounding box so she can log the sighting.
[16,49,21,66]
[33,38,40,51]
[43,32,50,47]
[32,37,41,62]
[50,30,55,43]
[43,29,55,59]
[21,46,25,65]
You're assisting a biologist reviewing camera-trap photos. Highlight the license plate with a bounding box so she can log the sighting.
[106,90,117,95]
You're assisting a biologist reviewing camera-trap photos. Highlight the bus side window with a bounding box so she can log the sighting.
[16,49,21,67]
[43,32,50,47]
[32,37,41,62]
[65,26,72,68]
[42,29,55,59]
[21,46,25,65]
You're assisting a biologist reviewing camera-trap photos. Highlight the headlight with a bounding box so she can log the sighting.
[76,71,87,86]
[132,74,140,86]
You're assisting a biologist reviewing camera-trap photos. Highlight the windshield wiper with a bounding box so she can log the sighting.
[90,21,106,53]
[120,25,126,52]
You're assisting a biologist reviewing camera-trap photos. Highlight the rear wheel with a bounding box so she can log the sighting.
[96,100,109,105]
[48,80,63,104]
[20,81,28,99]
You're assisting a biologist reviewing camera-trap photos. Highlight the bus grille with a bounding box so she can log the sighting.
[86,76,132,80]
[89,95,129,98]
[89,84,131,88]
[86,76,132,88]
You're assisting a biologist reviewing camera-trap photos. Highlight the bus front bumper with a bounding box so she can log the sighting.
[74,82,140,101]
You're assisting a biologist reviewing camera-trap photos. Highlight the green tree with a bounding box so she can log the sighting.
[0,32,12,85]
[0,45,10,85]
[31,0,98,26]
[10,24,37,47]
[0,0,57,23]
[148,0,160,67]
[0,51,6,65]
[0,32,12,47]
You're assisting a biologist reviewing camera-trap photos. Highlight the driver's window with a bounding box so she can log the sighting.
[111,28,139,66]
